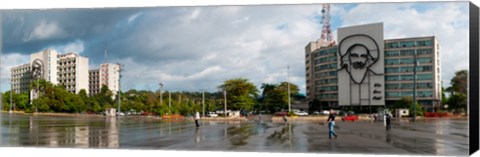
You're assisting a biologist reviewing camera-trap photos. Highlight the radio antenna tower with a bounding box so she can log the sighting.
[318,4,335,48]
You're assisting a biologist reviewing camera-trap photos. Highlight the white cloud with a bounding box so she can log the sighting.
[24,20,65,41]
[128,12,143,23]
[54,39,85,54]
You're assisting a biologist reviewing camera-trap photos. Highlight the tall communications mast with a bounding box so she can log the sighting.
[318,4,335,48]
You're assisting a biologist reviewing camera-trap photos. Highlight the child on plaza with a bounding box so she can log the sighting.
[195,111,200,127]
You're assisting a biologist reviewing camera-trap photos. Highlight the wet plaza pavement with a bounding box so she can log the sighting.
[0,113,469,156]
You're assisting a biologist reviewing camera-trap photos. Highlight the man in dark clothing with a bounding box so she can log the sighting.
[327,109,338,139]
[386,113,391,131]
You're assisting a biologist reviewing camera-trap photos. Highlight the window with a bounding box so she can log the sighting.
[417,57,433,63]
[417,74,433,80]
[385,42,399,48]
[385,67,399,73]
[417,40,433,47]
[400,50,415,56]
[399,41,416,47]
[416,66,432,72]
[385,51,399,56]
[400,75,414,81]
[417,49,432,55]
[385,59,399,65]
[400,83,414,89]
[385,84,399,89]
[400,67,414,72]
[401,92,414,97]
[386,92,399,97]
[386,75,399,81]
[399,58,414,64]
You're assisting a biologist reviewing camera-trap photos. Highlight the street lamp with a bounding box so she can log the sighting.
[287,65,291,113]
[159,82,164,106]
[9,77,13,113]
[117,63,124,115]
[412,50,418,122]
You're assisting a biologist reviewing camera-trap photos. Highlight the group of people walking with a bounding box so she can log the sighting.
[192,109,392,140]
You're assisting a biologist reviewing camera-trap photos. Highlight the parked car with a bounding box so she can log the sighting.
[342,114,359,121]
[294,110,309,116]
[206,112,218,117]
[311,111,321,115]
[274,111,288,116]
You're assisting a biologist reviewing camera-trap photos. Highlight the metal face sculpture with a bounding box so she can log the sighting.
[338,34,381,84]
[31,59,44,80]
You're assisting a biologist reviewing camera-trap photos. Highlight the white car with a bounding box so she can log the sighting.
[207,112,218,117]
[294,111,309,116]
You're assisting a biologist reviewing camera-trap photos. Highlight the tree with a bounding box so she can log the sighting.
[263,82,300,113]
[218,78,259,111]
[451,70,468,95]
[393,96,423,116]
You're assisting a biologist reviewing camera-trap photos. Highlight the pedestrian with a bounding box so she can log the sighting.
[283,114,288,123]
[195,111,200,127]
[386,113,391,131]
[327,109,338,139]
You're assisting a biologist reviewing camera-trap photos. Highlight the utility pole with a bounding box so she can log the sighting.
[287,65,291,112]
[159,82,164,106]
[413,50,418,122]
[9,83,13,113]
[117,63,124,115]
[202,90,205,117]
[224,90,227,117]
[169,91,171,108]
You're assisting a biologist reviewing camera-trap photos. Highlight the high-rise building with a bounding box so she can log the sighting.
[89,63,120,96]
[11,63,31,94]
[57,53,89,94]
[305,23,441,111]
[10,49,90,95]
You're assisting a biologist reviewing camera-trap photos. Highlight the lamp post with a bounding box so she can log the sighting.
[287,65,291,113]
[202,90,205,117]
[159,82,164,106]
[412,50,418,122]
[9,78,13,113]
[224,90,227,117]
[117,63,124,115]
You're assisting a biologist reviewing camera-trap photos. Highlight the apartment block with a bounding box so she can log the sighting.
[57,53,89,94]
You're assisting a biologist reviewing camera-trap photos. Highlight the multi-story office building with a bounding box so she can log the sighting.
[89,63,120,96]
[384,36,441,109]
[305,23,441,111]
[57,53,89,94]
[10,49,91,95]
[11,63,31,94]
[30,49,59,84]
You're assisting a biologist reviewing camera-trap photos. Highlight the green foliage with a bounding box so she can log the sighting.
[218,78,258,111]
[261,81,300,113]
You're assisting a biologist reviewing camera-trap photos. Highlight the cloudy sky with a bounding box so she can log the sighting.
[0,2,470,94]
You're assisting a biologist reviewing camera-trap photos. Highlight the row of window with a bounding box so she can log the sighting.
[385,49,433,57]
[314,56,337,64]
[385,40,433,48]
[314,48,337,58]
[385,83,433,89]
[385,66,433,73]
[315,71,337,78]
[315,63,337,71]
[317,93,338,99]
[385,91,433,97]
[316,78,337,85]
[385,74,433,81]
[385,57,432,65]
[318,86,337,92]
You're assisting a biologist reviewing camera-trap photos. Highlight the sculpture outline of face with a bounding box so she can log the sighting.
[338,34,380,84]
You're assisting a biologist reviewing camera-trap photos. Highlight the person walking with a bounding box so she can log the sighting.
[327,109,338,139]
[283,114,288,124]
[386,113,391,131]
[195,111,200,127]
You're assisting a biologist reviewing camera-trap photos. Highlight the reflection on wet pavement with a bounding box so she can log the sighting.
[0,113,469,156]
